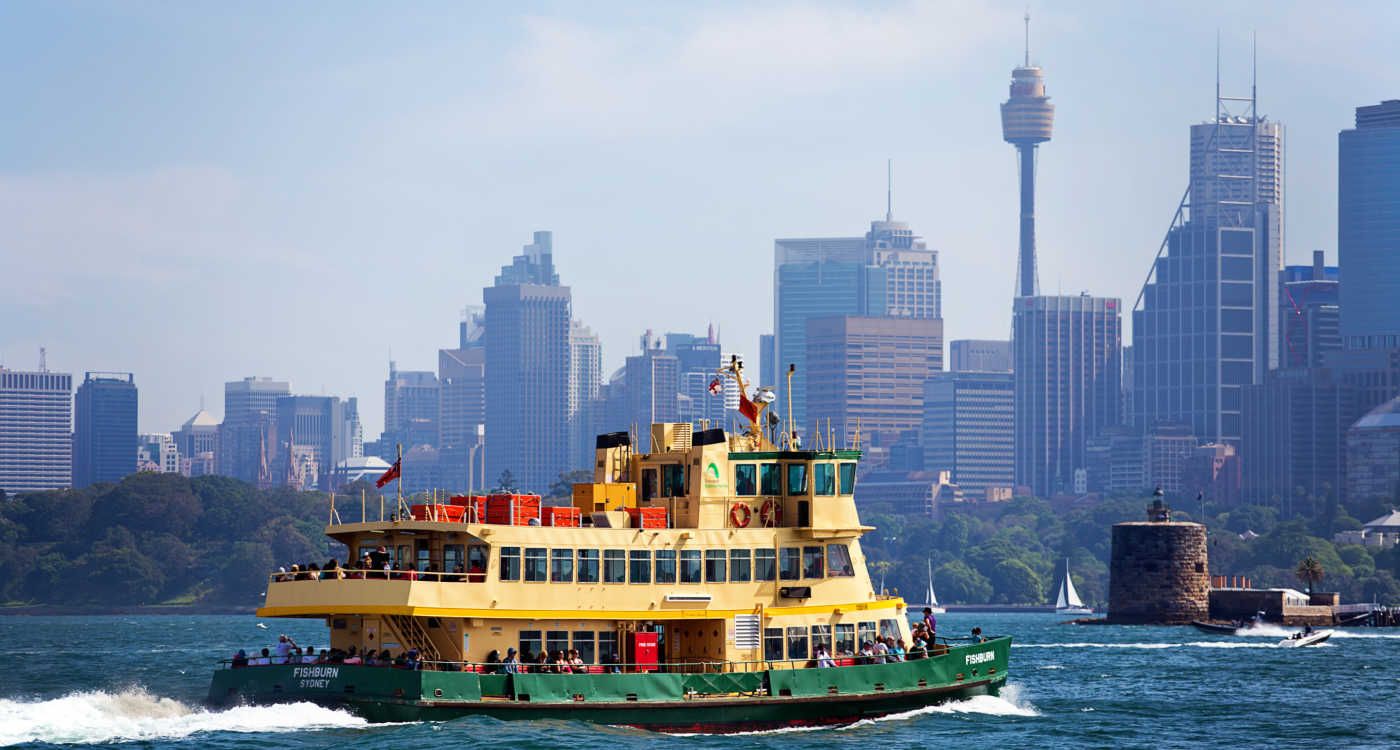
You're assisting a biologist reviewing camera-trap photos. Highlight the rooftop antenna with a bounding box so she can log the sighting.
[38,347,46,372]
[886,158,893,222]
[1024,10,1030,67]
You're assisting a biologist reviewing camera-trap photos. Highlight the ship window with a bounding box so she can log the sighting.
[734,464,757,496]
[878,619,900,640]
[629,550,651,584]
[763,628,784,661]
[858,622,877,649]
[573,631,596,664]
[654,549,677,583]
[662,465,686,497]
[838,463,856,494]
[603,549,626,583]
[760,464,781,495]
[786,464,808,495]
[577,549,600,583]
[826,545,855,576]
[814,464,836,496]
[811,625,832,656]
[550,549,574,583]
[641,469,658,502]
[417,544,431,572]
[519,630,543,663]
[779,548,801,580]
[754,549,776,581]
[443,545,464,574]
[547,630,569,658]
[802,546,824,579]
[500,546,521,581]
[786,627,810,661]
[679,549,702,583]
[524,548,548,582]
[705,550,726,583]
[835,624,856,656]
[468,545,488,582]
[395,545,411,567]
[599,631,619,664]
[729,549,751,582]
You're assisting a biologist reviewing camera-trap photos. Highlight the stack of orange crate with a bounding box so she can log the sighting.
[485,493,541,525]
[410,504,465,522]
[449,495,488,523]
[625,507,668,529]
[542,506,581,527]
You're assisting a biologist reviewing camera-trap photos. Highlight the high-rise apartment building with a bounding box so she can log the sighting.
[218,377,289,485]
[484,230,571,494]
[774,215,941,433]
[73,372,138,487]
[949,340,1013,373]
[1280,251,1340,370]
[1014,295,1122,496]
[568,321,603,471]
[1133,98,1285,445]
[921,370,1014,497]
[1339,100,1400,350]
[382,363,440,452]
[805,316,943,454]
[0,368,72,493]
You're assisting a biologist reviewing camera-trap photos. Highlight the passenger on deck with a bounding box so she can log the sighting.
[553,650,571,673]
[569,649,585,671]
[371,545,390,574]
[971,627,986,644]
[452,563,467,582]
[274,634,298,664]
[302,647,318,664]
[344,646,362,665]
[251,648,272,666]
[232,649,249,668]
[535,651,552,673]
[815,645,836,668]
[908,637,928,660]
[604,651,621,673]
[922,607,937,638]
[485,649,501,672]
[323,559,343,580]
[405,649,420,670]
[856,641,875,665]
[889,639,906,662]
[872,638,889,664]
[501,648,521,674]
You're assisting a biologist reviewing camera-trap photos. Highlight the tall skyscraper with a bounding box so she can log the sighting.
[382,363,440,451]
[218,376,289,485]
[921,370,1015,497]
[1279,250,1340,370]
[276,395,353,490]
[774,214,940,432]
[805,316,943,454]
[1133,82,1284,445]
[1241,368,1355,509]
[623,331,681,438]
[568,321,603,470]
[0,367,72,493]
[1000,14,1054,297]
[484,230,571,493]
[173,408,218,477]
[73,372,138,487]
[1014,295,1122,496]
[949,340,1013,373]
[1339,101,1400,350]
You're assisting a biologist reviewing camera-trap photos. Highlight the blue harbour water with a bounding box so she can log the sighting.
[1,613,1396,749]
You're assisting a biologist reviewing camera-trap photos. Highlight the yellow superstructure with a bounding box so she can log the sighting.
[261,371,910,671]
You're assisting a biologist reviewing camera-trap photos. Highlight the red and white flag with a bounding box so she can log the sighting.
[707,378,723,396]
[375,458,402,488]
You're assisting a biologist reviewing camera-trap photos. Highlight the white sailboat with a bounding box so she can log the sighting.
[1054,558,1092,615]
[924,559,945,614]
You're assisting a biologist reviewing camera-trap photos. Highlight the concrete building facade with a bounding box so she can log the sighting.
[921,370,1014,498]
[1339,101,1400,350]
[0,368,72,493]
[73,372,138,488]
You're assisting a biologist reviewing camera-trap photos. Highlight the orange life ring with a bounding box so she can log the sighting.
[730,503,752,528]
[760,499,783,527]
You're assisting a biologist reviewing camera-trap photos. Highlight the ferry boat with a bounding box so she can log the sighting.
[207,362,1011,732]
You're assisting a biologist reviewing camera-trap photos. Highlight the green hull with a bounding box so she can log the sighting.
[208,637,1010,733]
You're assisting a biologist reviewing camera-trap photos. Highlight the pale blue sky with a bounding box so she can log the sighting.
[2,1,1395,437]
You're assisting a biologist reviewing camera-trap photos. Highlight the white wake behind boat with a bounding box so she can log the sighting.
[1279,629,1333,648]
[924,559,945,614]
[1054,558,1092,615]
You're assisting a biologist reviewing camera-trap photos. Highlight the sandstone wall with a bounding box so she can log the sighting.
[1108,521,1208,624]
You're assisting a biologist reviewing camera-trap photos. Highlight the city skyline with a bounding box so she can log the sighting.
[2,3,1397,439]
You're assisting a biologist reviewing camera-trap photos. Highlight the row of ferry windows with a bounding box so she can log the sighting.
[498,545,858,584]
[764,619,903,661]
[731,462,857,497]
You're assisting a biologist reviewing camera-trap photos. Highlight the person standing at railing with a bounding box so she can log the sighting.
[922,607,937,640]
[501,648,521,674]
[815,645,836,668]
[274,634,298,664]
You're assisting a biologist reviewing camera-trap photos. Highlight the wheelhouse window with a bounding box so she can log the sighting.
[443,544,464,574]
[779,547,801,580]
[786,627,810,661]
[500,546,521,581]
[802,546,824,579]
[786,464,808,495]
[641,468,658,502]
[763,628,784,661]
[573,632,596,664]
[468,545,488,582]
[679,549,702,583]
[654,549,677,583]
[599,632,619,665]
[550,549,573,583]
[603,549,626,583]
[729,549,752,582]
[577,549,600,583]
[734,464,757,496]
[760,464,782,495]
[835,623,856,656]
[879,619,901,640]
[754,549,776,581]
[858,622,877,649]
[524,548,547,582]
[838,463,857,495]
[704,550,726,583]
[814,463,836,496]
[629,550,651,584]
[519,630,543,663]
[662,464,686,497]
[826,544,855,576]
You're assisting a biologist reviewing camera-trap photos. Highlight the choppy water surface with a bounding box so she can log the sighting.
[1,613,1394,749]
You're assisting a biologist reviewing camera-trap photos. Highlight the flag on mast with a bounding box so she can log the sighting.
[375,457,402,488]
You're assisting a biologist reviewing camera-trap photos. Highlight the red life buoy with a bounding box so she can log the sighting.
[730,503,752,528]
[760,499,783,527]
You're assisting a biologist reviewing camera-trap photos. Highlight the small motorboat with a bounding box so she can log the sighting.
[1191,620,1239,635]
[1279,629,1333,648]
